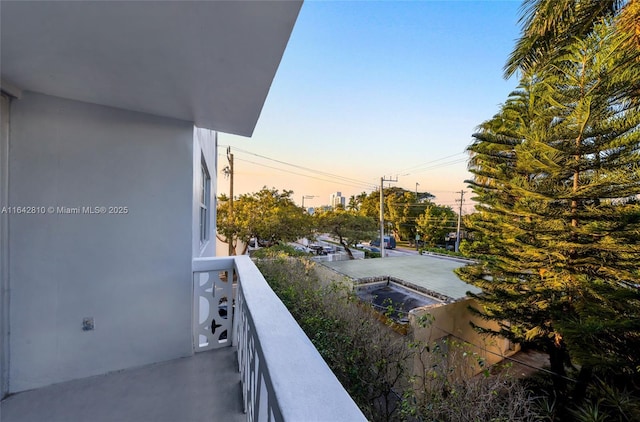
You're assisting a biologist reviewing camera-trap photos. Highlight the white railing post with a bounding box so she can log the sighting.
[192,258,235,351]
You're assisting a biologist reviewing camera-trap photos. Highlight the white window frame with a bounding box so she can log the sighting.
[199,156,211,245]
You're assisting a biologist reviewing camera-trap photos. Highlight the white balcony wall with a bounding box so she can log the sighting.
[193,127,217,259]
[194,256,368,422]
[1,92,10,398]
[8,92,195,392]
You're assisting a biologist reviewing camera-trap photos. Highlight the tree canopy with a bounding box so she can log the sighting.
[349,187,435,243]
[217,187,313,255]
[458,15,640,395]
[505,0,639,77]
[314,208,378,259]
[415,204,457,247]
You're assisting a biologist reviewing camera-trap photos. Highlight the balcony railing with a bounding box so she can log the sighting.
[193,256,366,422]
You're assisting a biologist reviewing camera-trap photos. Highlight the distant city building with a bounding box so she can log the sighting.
[330,192,346,209]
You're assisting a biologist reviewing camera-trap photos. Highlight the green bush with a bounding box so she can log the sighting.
[364,250,381,259]
[249,244,309,259]
[256,256,408,421]
[256,257,542,422]
[419,246,466,257]
[568,378,640,422]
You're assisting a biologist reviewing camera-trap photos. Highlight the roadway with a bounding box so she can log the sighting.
[382,245,419,257]
[313,234,474,264]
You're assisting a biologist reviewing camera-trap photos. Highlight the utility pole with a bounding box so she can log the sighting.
[415,182,420,251]
[380,176,397,258]
[226,147,234,256]
[455,190,465,253]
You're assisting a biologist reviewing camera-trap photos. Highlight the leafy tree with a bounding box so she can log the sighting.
[504,0,637,77]
[353,188,433,242]
[415,204,457,247]
[347,193,367,211]
[217,187,313,255]
[457,19,640,395]
[258,257,542,422]
[617,0,640,52]
[386,189,431,242]
[216,193,246,255]
[314,208,378,259]
[353,190,379,219]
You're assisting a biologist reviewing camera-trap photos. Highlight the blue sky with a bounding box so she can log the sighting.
[218,0,523,212]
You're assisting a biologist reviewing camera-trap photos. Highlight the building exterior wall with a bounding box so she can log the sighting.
[410,298,517,375]
[193,127,217,259]
[1,92,10,398]
[329,192,345,209]
[7,92,195,392]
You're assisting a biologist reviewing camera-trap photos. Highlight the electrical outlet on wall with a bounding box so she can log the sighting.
[82,317,94,331]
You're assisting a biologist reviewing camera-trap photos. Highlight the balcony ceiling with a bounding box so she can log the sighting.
[0,0,302,136]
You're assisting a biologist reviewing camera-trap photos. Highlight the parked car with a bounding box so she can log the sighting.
[371,236,396,249]
[248,238,271,248]
[308,244,327,255]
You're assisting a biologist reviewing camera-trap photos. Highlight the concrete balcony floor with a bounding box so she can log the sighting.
[1,347,244,422]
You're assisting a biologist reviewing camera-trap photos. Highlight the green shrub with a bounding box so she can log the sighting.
[568,378,640,422]
[257,256,409,421]
[256,257,542,421]
[249,244,309,259]
[364,250,381,259]
[419,246,466,257]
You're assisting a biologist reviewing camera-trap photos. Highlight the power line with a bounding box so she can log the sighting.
[234,157,376,190]
[409,158,468,175]
[218,145,472,207]
[386,202,455,207]
[399,152,467,174]
[219,145,377,188]
[429,190,469,194]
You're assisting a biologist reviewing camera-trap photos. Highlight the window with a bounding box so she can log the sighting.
[199,156,210,244]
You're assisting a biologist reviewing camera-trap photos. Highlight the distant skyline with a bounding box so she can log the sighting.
[217,0,523,213]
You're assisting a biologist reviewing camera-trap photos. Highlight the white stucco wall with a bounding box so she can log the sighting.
[410,298,518,375]
[1,93,10,398]
[193,127,217,259]
[8,92,195,392]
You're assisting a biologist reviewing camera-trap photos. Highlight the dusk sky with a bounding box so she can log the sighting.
[217,0,523,213]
